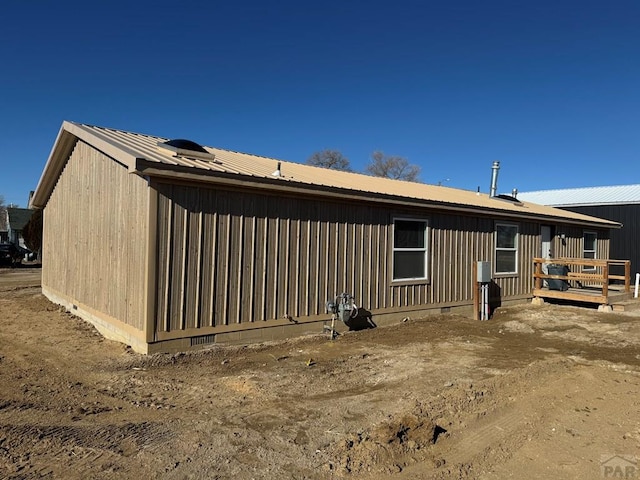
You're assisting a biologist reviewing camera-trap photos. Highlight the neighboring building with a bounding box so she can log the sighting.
[0,206,7,243]
[30,122,620,354]
[518,185,640,276]
[6,207,33,249]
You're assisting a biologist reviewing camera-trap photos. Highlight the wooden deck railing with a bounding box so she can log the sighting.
[533,257,631,305]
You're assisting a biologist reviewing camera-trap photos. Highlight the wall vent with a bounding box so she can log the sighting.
[191,334,216,346]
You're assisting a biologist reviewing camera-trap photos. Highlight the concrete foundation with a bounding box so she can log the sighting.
[41,287,534,354]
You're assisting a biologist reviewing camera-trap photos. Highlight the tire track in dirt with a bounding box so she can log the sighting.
[0,421,171,479]
[0,400,37,414]
[429,406,534,479]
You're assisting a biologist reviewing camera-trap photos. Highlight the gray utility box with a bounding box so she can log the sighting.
[477,261,491,283]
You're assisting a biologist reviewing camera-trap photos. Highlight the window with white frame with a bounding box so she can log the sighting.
[583,231,597,270]
[495,223,518,274]
[393,218,428,281]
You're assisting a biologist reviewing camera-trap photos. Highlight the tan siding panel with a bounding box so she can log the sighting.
[42,141,148,331]
[152,183,613,337]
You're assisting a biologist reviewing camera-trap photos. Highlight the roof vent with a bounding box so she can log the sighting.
[489,161,500,197]
[158,138,217,162]
[272,161,282,177]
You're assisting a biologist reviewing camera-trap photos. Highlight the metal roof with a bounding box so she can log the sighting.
[31,121,620,228]
[517,185,640,207]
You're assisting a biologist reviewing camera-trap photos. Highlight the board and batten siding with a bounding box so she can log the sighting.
[550,225,609,263]
[42,140,149,331]
[153,182,549,338]
[154,183,393,336]
[430,216,539,303]
[563,204,635,275]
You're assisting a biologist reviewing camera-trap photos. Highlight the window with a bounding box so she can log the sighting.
[583,231,597,270]
[393,219,428,281]
[495,223,518,274]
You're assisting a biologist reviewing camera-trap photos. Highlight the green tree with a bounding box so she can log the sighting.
[365,151,421,182]
[306,149,352,172]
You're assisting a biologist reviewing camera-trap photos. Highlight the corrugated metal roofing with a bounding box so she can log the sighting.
[31,121,620,228]
[517,185,640,207]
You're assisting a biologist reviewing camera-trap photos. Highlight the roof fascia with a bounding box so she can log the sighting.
[134,159,620,230]
[67,122,139,168]
[31,123,77,208]
[31,121,140,208]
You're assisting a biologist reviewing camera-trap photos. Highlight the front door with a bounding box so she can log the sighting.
[541,226,553,259]
[541,226,553,287]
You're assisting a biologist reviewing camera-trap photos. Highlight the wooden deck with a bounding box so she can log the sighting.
[533,258,631,308]
[532,285,631,306]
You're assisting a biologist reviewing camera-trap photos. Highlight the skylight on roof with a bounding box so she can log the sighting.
[493,194,524,206]
[158,139,217,162]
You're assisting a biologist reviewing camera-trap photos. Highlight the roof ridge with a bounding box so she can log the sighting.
[77,122,168,142]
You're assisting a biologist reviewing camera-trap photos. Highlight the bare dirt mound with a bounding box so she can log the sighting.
[330,404,438,475]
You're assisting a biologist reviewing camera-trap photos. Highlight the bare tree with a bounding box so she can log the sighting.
[306,149,352,172]
[0,194,5,231]
[365,151,421,182]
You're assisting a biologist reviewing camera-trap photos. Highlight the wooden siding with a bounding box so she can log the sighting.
[155,183,392,333]
[42,141,149,330]
[153,183,589,337]
[563,204,636,274]
[552,225,609,262]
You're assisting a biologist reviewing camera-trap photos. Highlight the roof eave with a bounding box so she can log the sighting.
[30,123,77,208]
[134,159,620,229]
[31,121,140,208]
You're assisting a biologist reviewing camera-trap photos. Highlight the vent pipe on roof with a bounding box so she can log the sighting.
[272,161,282,177]
[512,188,518,199]
[489,161,500,197]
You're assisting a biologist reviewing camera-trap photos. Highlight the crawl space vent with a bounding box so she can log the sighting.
[191,334,215,346]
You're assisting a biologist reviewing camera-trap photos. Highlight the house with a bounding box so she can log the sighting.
[0,206,7,243]
[30,122,620,354]
[518,185,640,276]
[6,207,33,249]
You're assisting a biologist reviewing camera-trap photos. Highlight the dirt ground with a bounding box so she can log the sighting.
[1,267,640,479]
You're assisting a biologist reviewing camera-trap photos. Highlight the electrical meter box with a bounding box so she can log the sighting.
[477,261,491,283]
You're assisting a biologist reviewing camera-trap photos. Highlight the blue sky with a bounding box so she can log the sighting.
[1,0,639,207]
